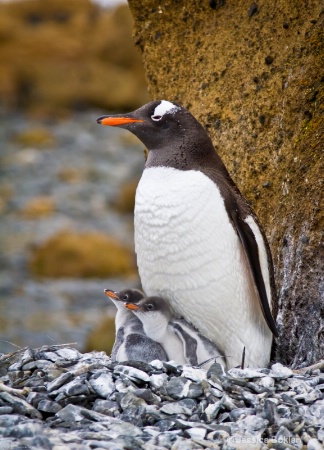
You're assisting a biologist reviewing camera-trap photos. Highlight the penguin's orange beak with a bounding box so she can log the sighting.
[124,302,140,311]
[97,116,143,126]
[104,289,119,300]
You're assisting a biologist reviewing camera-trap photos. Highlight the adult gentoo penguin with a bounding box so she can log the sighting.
[104,288,167,362]
[124,293,226,369]
[97,100,278,368]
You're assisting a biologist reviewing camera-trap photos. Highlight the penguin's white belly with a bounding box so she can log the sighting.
[135,167,272,368]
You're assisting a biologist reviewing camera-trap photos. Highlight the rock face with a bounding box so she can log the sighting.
[127,0,323,368]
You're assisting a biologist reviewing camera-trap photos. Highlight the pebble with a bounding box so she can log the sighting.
[0,391,42,419]
[114,365,150,383]
[0,414,26,427]
[270,363,294,379]
[317,428,324,441]
[150,373,168,389]
[0,406,13,414]
[89,371,115,397]
[308,438,323,450]
[47,372,73,392]
[150,360,164,370]
[92,399,119,416]
[201,400,223,422]
[166,376,190,396]
[0,344,322,449]
[258,376,275,389]
[181,366,207,382]
[161,399,197,416]
[185,427,207,440]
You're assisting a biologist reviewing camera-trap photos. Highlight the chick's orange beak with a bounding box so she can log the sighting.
[97,116,143,126]
[104,289,119,300]
[124,302,140,311]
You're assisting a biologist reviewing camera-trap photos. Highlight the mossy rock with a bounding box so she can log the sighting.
[85,315,115,355]
[13,127,55,147]
[20,196,55,219]
[128,0,323,367]
[29,230,136,278]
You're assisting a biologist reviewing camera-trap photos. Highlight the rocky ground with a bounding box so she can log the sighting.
[0,111,144,354]
[0,344,323,449]
[0,111,323,450]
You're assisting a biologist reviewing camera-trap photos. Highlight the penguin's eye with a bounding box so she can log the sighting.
[146,304,154,311]
[151,115,162,121]
[121,294,129,301]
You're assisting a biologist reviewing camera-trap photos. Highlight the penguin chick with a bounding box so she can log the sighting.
[104,288,167,363]
[124,295,226,369]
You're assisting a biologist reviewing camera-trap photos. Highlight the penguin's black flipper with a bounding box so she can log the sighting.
[172,321,198,366]
[230,210,278,337]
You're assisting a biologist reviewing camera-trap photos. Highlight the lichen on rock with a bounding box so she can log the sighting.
[127,0,323,367]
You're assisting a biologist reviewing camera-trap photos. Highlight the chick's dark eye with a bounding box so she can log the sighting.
[121,294,128,301]
[151,115,162,121]
[146,304,154,311]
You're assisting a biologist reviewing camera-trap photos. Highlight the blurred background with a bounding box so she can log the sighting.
[0,0,150,354]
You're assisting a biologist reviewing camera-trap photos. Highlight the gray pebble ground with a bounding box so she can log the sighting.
[0,345,323,449]
[0,113,143,353]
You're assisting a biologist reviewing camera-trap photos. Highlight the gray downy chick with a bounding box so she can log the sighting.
[124,294,226,369]
[104,288,167,363]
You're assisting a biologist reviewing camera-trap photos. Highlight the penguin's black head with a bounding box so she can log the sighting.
[104,288,144,303]
[125,296,172,320]
[116,288,145,303]
[140,297,161,313]
[97,100,214,167]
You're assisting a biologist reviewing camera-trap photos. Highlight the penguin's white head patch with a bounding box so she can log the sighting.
[151,100,180,121]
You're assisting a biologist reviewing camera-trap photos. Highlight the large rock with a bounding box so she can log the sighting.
[127,0,323,367]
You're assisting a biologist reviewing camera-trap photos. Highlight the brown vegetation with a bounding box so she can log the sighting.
[29,230,136,278]
[19,196,55,219]
[0,0,149,116]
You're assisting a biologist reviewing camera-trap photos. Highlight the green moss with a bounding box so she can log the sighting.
[29,230,136,278]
